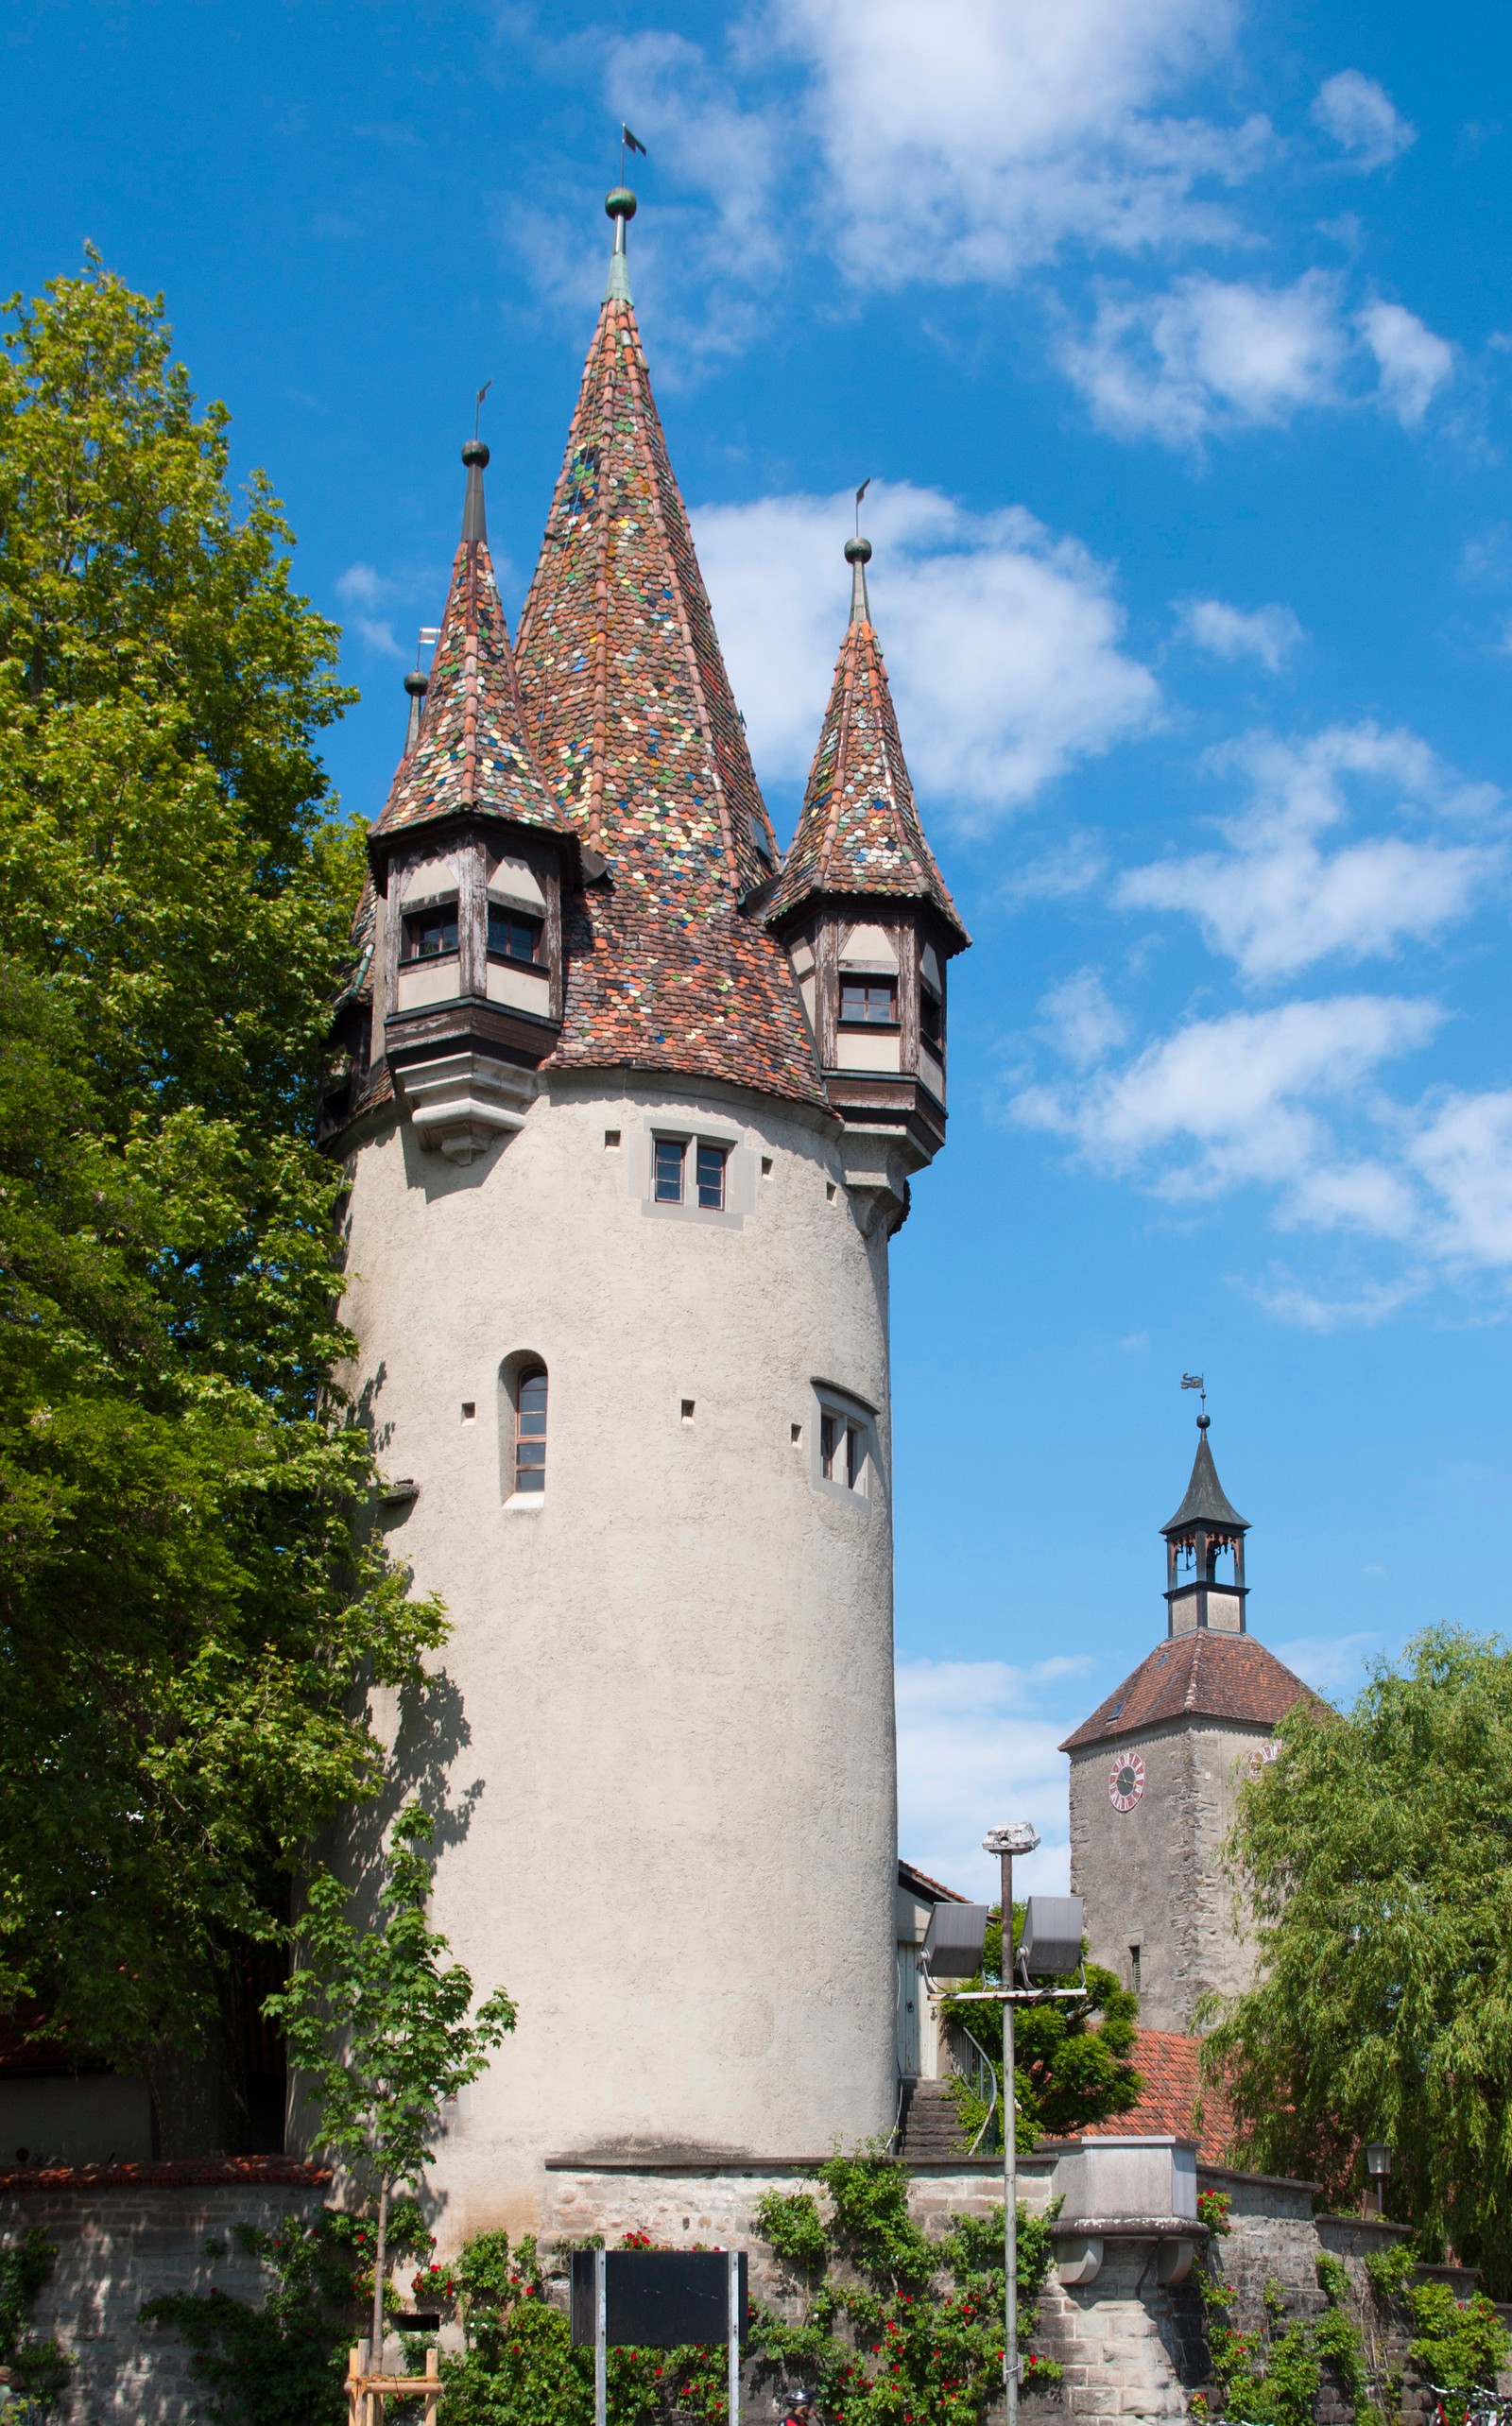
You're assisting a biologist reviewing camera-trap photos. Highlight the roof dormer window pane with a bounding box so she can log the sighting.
[488,904,543,965]
[403,903,459,960]
[839,979,896,1025]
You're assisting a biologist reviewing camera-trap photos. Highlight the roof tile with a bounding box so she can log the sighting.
[1059,1630,1318,1751]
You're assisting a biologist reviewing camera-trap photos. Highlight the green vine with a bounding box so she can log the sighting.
[750,2146,1059,2426]
[0,2227,72,2417]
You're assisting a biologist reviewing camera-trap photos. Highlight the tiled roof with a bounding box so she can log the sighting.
[0,2157,333,2192]
[898,1857,969,1904]
[371,465,566,845]
[1075,2028,1234,2165]
[765,573,969,950]
[1059,1631,1318,1751]
[514,286,826,1107]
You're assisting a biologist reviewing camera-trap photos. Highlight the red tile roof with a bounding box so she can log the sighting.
[513,290,826,1107]
[371,502,565,845]
[0,2157,332,2192]
[1059,1630,1319,1751]
[898,1858,969,1904]
[765,579,968,951]
[1074,2028,1233,2165]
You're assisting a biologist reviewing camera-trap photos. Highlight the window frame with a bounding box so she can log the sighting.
[919,981,946,1055]
[814,1385,878,1506]
[512,1363,548,1495]
[487,902,545,967]
[696,1141,728,1211]
[837,977,899,1029]
[654,1137,687,1205]
[401,899,461,964]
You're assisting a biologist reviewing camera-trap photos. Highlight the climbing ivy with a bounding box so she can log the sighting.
[0,2227,72,2416]
[750,2146,1060,2426]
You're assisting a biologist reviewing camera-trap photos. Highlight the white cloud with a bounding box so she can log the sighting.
[1409,1090,1512,1265]
[1179,597,1303,671]
[1272,1630,1379,1695]
[1311,71,1416,171]
[896,1659,1085,1901]
[1039,970,1130,1066]
[1063,272,1349,442]
[1358,301,1454,427]
[1000,834,1109,906]
[769,0,1267,285]
[1242,1270,1427,1328]
[335,564,404,660]
[1064,274,1453,445]
[694,483,1159,832]
[1013,991,1442,1219]
[1121,724,1503,980]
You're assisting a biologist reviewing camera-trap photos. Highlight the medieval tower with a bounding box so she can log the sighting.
[1060,1413,1316,2034]
[321,187,969,2238]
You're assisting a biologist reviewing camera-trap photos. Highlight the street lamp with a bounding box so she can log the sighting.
[1365,2142,1392,2220]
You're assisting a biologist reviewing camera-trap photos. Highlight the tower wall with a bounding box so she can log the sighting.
[1068,1717,1270,2033]
[333,1070,900,2243]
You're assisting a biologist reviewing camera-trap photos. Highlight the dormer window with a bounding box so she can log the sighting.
[839,979,897,1025]
[920,984,944,1053]
[488,904,543,965]
[403,903,459,961]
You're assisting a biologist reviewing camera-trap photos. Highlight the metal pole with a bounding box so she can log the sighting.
[1002,1847,1017,2426]
[595,2245,608,2426]
[728,2249,741,2426]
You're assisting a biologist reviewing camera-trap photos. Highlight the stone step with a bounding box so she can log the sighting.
[896,2079,971,2159]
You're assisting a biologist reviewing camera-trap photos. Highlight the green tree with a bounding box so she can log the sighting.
[938,1906,1142,2149]
[0,258,439,2101]
[1204,1626,1512,2296]
[264,1804,517,2355]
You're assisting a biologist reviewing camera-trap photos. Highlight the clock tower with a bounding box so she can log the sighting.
[1059,1416,1316,2032]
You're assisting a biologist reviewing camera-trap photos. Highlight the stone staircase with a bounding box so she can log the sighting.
[896,2078,971,2159]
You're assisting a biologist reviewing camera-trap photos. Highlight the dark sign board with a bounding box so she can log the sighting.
[570,2249,749,2349]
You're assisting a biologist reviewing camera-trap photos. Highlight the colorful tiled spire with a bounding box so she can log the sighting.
[372,440,567,843]
[764,534,969,949]
[514,189,823,1106]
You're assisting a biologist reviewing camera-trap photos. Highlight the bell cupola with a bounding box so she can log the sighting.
[763,528,970,1171]
[1161,1412,1250,1637]
[365,439,578,1163]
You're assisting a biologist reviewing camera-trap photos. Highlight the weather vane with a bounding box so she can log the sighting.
[1180,1372,1207,1413]
[473,380,492,439]
[854,476,871,534]
[415,625,441,667]
[621,122,647,182]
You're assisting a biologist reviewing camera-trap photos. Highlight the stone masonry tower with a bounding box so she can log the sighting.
[320,186,969,2242]
[1059,1416,1316,2033]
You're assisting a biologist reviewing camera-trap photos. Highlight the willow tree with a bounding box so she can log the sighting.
[1205,1626,1512,2297]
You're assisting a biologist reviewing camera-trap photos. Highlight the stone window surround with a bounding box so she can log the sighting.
[811,1377,883,1511]
[498,1349,550,1510]
[638,1118,752,1231]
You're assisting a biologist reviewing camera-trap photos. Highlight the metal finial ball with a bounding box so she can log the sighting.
[605,186,638,222]
[462,439,490,470]
[1197,1413,1211,1430]
[845,535,872,565]
[404,669,429,697]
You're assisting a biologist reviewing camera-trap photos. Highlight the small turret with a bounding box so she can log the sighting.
[764,528,970,1173]
[1161,1413,1250,1636]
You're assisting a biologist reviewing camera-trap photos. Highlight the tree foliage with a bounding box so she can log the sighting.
[1205,1626,1512,2297]
[0,257,439,2085]
[264,1804,516,2350]
[938,1905,1141,2149]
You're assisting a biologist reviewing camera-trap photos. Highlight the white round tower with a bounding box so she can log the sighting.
[322,192,970,2241]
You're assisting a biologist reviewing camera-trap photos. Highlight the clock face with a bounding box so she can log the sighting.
[1108,1752,1145,1813]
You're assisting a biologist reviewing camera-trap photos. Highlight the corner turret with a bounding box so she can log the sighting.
[764,528,970,1173]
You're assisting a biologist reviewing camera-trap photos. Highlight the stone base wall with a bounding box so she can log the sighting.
[0,2160,331,2426]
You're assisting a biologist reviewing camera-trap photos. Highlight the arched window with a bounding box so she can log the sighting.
[513,1364,547,1494]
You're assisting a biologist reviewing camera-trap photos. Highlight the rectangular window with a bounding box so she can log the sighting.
[920,986,945,1051]
[847,1423,863,1490]
[514,1367,547,1493]
[696,1143,727,1211]
[1129,1944,1142,1995]
[820,1411,839,1480]
[402,903,459,961]
[820,1410,868,1493]
[488,904,542,964]
[654,1138,685,1203]
[839,979,897,1024]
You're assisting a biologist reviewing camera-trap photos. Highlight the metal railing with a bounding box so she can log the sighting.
[945,2020,999,2155]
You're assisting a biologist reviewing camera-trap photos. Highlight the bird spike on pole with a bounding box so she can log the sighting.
[854,476,871,534]
[621,122,647,182]
[473,381,492,439]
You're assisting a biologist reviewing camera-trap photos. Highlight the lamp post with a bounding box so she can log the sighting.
[984,1823,1041,2426]
[1365,2142,1392,2220]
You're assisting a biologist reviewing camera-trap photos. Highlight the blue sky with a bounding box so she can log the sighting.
[8,0,1512,1897]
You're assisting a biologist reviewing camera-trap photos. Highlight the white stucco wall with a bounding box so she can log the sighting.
[329,1068,902,2245]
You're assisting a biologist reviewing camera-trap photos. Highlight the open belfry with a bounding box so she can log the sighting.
[319,186,969,2236]
[1060,1412,1317,2034]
